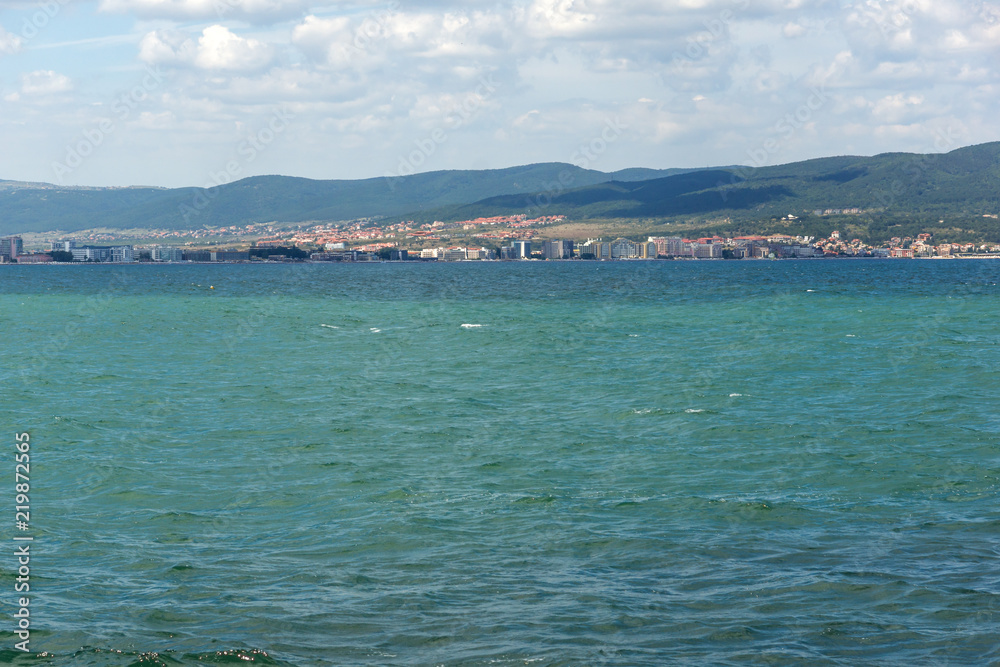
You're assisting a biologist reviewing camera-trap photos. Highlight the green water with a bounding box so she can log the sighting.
[0,260,997,665]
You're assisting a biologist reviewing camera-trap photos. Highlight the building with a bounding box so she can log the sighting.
[580,240,611,259]
[211,251,249,262]
[543,239,573,259]
[15,254,53,264]
[778,245,823,258]
[441,247,468,261]
[466,247,494,260]
[687,242,723,259]
[649,236,685,257]
[180,250,248,262]
[110,246,135,263]
[609,238,657,259]
[310,250,361,261]
[390,249,408,261]
[150,245,183,262]
[71,246,111,262]
[49,240,77,253]
[0,236,24,261]
[63,245,135,263]
[732,236,767,259]
[512,240,532,258]
[609,238,639,259]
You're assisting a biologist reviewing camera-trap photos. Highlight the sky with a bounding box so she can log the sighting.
[0,0,999,188]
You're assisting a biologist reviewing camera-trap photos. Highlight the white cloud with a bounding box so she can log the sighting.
[290,15,354,66]
[20,70,73,95]
[195,25,274,70]
[139,29,196,65]
[0,24,22,54]
[782,21,806,38]
[140,25,274,71]
[872,93,926,123]
[524,0,598,38]
[4,0,1000,187]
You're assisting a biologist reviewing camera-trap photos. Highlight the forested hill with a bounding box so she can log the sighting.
[0,164,693,234]
[417,142,1000,225]
[1,142,999,238]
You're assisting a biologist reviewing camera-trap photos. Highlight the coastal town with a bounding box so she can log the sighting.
[2,222,1000,264]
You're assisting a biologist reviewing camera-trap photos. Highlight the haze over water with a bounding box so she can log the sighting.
[1,260,998,665]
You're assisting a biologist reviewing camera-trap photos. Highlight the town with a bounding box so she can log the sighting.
[2,227,999,264]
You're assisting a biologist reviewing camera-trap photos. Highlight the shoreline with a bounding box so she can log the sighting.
[4,255,1000,266]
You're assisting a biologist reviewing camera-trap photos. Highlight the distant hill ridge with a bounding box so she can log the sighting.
[0,142,998,237]
[0,163,699,234]
[423,142,1000,222]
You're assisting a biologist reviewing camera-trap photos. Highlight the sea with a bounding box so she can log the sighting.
[0,259,997,666]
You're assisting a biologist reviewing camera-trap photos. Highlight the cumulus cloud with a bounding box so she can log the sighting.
[129,0,1000,175]
[140,25,274,71]
[195,25,274,69]
[290,1,762,77]
[5,0,1000,186]
[841,0,1000,62]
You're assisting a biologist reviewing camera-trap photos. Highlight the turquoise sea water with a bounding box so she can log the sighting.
[0,260,998,666]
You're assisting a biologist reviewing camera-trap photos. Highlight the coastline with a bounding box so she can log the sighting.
[4,254,1000,266]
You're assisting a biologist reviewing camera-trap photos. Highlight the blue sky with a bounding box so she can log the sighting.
[1,0,999,187]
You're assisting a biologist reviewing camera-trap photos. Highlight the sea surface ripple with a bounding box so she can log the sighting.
[0,260,997,665]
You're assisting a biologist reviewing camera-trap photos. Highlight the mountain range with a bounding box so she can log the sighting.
[2,142,999,241]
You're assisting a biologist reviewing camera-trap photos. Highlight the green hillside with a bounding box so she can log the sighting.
[2,143,999,241]
[0,163,689,235]
[412,143,1000,242]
